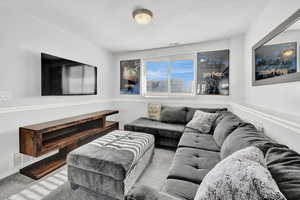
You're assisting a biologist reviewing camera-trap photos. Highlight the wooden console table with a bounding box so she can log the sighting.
[19,110,119,179]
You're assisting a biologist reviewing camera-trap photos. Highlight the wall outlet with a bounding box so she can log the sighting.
[0,91,12,102]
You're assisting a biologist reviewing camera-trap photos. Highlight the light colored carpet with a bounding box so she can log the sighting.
[0,148,175,200]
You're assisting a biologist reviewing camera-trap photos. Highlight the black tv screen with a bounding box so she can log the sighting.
[41,53,97,96]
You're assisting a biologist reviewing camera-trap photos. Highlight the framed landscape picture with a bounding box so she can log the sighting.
[252,10,300,86]
[197,49,230,95]
[120,59,141,95]
[254,42,297,81]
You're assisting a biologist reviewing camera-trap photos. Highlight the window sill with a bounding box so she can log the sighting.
[142,93,196,99]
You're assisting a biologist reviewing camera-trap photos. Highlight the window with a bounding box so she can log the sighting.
[143,55,195,96]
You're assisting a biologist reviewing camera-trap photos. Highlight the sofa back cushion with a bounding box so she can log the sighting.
[185,107,227,123]
[160,106,187,124]
[266,147,300,200]
[220,123,271,159]
[213,113,243,147]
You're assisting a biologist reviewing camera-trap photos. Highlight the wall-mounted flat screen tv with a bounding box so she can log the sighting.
[41,53,97,96]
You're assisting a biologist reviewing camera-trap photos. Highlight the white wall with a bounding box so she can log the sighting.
[112,36,245,127]
[239,1,300,152]
[244,0,300,123]
[0,6,114,105]
[0,5,115,179]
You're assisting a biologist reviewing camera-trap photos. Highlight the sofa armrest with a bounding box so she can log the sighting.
[126,185,180,200]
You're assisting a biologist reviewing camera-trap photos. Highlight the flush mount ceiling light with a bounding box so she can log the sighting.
[133,8,153,25]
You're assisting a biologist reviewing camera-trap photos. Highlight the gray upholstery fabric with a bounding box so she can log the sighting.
[126,185,159,200]
[68,166,125,199]
[213,113,243,147]
[68,145,134,181]
[183,127,201,134]
[124,117,185,140]
[125,185,181,200]
[220,123,269,159]
[67,130,155,200]
[185,110,219,134]
[162,179,199,200]
[156,137,180,148]
[168,147,220,184]
[195,146,287,200]
[185,107,227,123]
[178,132,220,152]
[266,147,300,200]
[160,106,187,124]
[213,111,232,127]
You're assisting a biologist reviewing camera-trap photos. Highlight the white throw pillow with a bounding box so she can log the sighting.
[186,110,218,133]
[148,103,161,121]
[194,146,286,200]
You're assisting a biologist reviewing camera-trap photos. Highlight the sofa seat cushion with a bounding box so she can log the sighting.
[266,146,300,200]
[178,132,220,152]
[124,117,185,139]
[167,147,220,184]
[162,179,199,200]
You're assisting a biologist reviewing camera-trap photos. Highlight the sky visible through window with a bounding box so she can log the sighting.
[146,59,194,93]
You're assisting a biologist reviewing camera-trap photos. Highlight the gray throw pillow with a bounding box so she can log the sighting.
[160,106,187,124]
[213,113,243,147]
[185,107,227,123]
[195,146,287,200]
[186,110,219,134]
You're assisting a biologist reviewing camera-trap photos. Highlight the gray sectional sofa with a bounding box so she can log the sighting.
[124,107,227,148]
[124,107,300,200]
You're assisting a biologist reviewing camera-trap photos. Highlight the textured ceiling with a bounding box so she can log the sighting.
[2,0,270,52]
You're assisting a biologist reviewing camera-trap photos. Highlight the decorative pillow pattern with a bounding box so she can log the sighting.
[186,110,219,134]
[195,146,287,200]
[185,107,227,123]
[148,103,161,121]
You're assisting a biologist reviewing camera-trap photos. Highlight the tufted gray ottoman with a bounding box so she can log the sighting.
[67,130,155,200]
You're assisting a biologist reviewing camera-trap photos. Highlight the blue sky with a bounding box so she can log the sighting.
[146,60,194,87]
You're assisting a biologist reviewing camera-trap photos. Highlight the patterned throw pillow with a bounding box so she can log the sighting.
[186,110,219,134]
[195,146,287,200]
[148,103,161,121]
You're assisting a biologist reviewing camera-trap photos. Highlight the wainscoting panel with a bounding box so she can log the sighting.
[230,103,300,153]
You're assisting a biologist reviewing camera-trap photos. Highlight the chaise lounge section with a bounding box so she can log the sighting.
[124,106,227,148]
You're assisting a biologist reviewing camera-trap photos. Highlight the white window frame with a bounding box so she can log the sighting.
[142,54,197,97]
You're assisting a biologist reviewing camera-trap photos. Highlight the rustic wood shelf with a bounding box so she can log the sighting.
[19,110,119,180]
